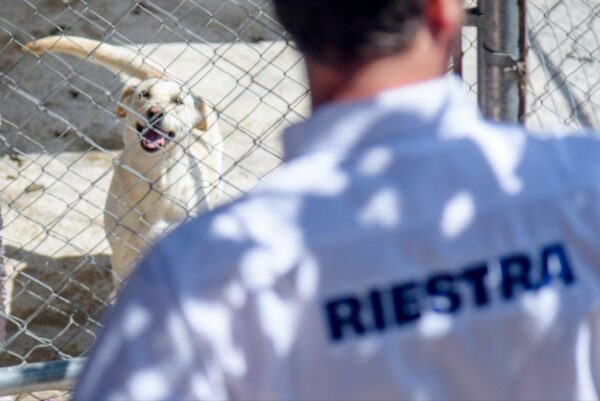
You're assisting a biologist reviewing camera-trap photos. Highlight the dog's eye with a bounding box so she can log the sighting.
[140,90,151,99]
[172,97,183,105]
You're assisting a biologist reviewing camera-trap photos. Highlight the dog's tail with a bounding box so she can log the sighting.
[23,35,171,80]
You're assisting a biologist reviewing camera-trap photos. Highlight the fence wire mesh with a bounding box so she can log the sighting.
[527,0,600,130]
[0,0,597,400]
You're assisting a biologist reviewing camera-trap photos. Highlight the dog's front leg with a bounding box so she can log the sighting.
[109,228,152,294]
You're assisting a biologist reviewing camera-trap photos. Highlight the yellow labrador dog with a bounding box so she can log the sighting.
[24,36,223,290]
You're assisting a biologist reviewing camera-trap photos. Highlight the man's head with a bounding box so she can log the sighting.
[273,0,463,66]
[274,0,426,65]
[273,0,464,107]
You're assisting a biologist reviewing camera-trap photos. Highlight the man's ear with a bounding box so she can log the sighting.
[425,0,464,37]
[115,85,135,118]
[193,95,209,131]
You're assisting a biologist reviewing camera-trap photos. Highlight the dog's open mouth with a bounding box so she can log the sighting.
[136,123,174,153]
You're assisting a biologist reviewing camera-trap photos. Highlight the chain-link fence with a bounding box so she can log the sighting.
[0,0,598,400]
[526,0,600,130]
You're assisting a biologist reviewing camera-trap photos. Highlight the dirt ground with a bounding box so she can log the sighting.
[0,0,598,396]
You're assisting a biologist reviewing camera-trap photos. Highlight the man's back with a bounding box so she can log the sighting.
[75,77,600,400]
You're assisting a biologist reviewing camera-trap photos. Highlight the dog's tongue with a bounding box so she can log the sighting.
[143,129,166,149]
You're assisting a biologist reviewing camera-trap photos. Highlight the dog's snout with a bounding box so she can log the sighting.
[146,106,164,122]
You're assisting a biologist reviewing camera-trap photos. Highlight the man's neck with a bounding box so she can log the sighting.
[307,32,451,110]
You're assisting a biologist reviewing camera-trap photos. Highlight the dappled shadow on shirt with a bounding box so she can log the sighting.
[75,103,600,400]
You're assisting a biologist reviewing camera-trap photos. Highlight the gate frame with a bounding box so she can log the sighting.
[465,0,527,123]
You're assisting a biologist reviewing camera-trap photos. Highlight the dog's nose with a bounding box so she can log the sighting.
[146,107,164,123]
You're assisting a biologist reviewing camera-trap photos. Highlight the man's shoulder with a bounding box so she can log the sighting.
[463,119,600,195]
[153,164,318,290]
[516,127,600,189]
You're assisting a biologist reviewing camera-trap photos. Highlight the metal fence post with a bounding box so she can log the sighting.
[478,0,524,123]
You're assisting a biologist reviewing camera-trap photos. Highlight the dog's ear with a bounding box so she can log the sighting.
[115,85,135,118]
[193,95,210,131]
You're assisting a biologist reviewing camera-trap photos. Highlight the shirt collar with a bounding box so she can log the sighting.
[283,75,480,160]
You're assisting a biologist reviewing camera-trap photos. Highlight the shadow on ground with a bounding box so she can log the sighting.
[1,246,113,367]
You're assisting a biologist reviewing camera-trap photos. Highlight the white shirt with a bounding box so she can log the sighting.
[75,76,600,401]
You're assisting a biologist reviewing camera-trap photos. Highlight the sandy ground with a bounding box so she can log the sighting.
[0,0,598,397]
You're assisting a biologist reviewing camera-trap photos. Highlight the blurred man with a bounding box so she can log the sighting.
[75,0,600,399]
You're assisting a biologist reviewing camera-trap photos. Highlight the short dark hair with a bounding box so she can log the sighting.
[273,0,428,65]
